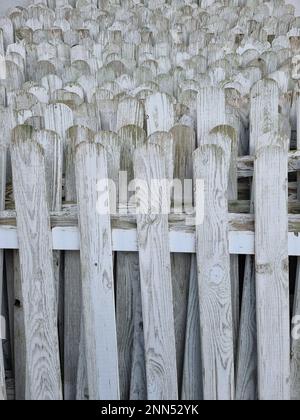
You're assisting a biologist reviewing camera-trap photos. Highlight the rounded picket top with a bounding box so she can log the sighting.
[0,17,14,50]
[41,74,63,93]
[8,8,24,32]
[268,70,293,94]
[52,89,84,110]
[2,61,25,91]
[116,96,145,131]
[44,102,74,141]
[24,115,45,131]
[8,90,39,112]
[73,102,101,132]
[34,60,57,82]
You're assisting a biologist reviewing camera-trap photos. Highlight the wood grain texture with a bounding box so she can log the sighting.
[181,255,203,400]
[291,92,300,401]
[134,143,178,400]
[235,257,257,400]
[206,125,240,355]
[255,143,290,401]
[194,140,234,400]
[145,92,174,135]
[65,126,94,400]
[170,125,195,393]
[11,125,62,400]
[13,250,26,400]
[0,137,6,400]
[236,79,280,400]
[116,125,146,400]
[75,140,119,400]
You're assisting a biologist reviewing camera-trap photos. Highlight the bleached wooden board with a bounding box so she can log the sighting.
[0,140,6,400]
[75,140,119,400]
[194,141,234,400]
[10,126,62,400]
[134,143,178,400]
[65,126,95,400]
[255,143,290,401]
[145,92,175,135]
[181,255,203,400]
[116,125,146,400]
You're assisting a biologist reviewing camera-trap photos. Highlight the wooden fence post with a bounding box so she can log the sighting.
[236,78,280,400]
[0,141,6,400]
[65,126,94,400]
[75,140,120,400]
[116,125,147,400]
[193,137,234,400]
[11,125,62,400]
[291,90,300,400]
[254,137,290,400]
[134,143,178,400]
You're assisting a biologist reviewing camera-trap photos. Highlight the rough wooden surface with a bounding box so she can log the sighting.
[194,140,234,400]
[255,143,290,400]
[11,125,62,400]
[75,140,119,400]
[134,143,178,400]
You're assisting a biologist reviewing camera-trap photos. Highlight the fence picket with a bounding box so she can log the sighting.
[75,140,119,400]
[134,143,178,400]
[11,125,62,400]
[116,125,146,400]
[0,140,6,400]
[193,139,234,400]
[254,140,290,400]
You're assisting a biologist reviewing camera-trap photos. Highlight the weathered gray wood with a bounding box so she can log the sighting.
[291,91,300,401]
[11,126,62,400]
[134,143,178,400]
[181,255,203,400]
[194,138,234,400]
[255,141,290,401]
[145,92,175,135]
[205,124,240,356]
[0,136,6,400]
[236,79,280,400]
[13,251,26,400]
[64,126,93,400]
[169,125,195,392]
[116,125,146,400]
[75,140,119,400]
[235,257,257,400]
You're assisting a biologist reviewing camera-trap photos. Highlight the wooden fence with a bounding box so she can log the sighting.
[0,0,300,401]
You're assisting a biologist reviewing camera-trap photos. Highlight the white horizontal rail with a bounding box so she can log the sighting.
[0,225,300,255]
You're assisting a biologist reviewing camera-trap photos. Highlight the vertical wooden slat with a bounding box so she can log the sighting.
[255,139,290,401]
[75,140,120,400]
[116,125,146,400]
[134,143,178,400]
[0,141,6,400]
[236,79,280,400]
[145,92,174,135]
[181,255,203,400]
[65,126,94,400]
[193,137,234,400]
[170,125,196,393]
[291,93,300,400]
[11,125,62,400]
